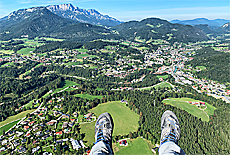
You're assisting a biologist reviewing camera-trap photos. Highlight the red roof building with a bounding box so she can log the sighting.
[29,121,35,125]
[38,113,43,116]
[70,119,75,122]
[56,131,63,135]
[24,126,29,130]
[119,139,128,146]
[25,133,30,137]
[200,102,205,105]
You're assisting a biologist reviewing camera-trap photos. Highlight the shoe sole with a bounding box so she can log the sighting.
[161,110,180,130]
[95,112,114,134]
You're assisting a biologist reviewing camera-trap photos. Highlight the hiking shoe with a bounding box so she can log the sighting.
[94,112,113,145]
[160,110,180,145]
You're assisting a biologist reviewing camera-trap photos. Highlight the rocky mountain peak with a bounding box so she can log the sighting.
[47,3,75,11]
[46,4,121,26]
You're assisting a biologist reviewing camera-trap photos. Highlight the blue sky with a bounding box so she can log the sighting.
[0,0,229,21]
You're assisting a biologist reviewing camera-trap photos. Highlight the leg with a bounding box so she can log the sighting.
[89,113,114,155]
[159,110,186,155]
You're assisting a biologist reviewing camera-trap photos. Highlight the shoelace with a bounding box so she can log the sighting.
[94,120,106,144]
[161,119,178,145]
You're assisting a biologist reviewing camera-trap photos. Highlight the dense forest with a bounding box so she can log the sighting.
[188,47,230,83]
[107,86,230,154]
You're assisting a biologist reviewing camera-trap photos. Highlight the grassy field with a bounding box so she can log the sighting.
[154,82,172,89]
[76,49,88,53]
[80,122,95,145]
[65,61,83,66]
[0,109,35,127]
[24,100,35,108]
[196,66,206,70]
[0,119,21,135]
[137,47,150,51]
[17,48,35,56]
[75,94,104,100]
[1,62,15,67]
[34,63,44,68]
[163,98,216,121]
[52,80,78,94]
[204,103,217,116]
[42,38,64,41]
[77,53,96,59]
[140,82,172,91]
[115,138,152,155]
[96,88,104,91]
[156,75,169,79]
[0,50,14,54]
[81,101,139,145]
[146,68,154,71]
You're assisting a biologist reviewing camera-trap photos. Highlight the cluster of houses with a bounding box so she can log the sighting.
[0,96,89,154]
[171,68,230,103]
[188,101,206,107]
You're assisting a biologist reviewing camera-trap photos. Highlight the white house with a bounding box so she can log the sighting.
[70,138,81,150]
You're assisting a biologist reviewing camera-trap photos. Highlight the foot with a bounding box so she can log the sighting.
[160,110,180,145]
[94,113,113,145]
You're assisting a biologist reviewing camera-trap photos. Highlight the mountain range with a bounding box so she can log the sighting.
[0,4,228,42]
[0,7,113,41]
[46,4,122,27]
[113,18,208,43]
[171,18,230,28]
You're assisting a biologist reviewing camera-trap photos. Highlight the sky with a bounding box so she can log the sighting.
[0,0,229,21]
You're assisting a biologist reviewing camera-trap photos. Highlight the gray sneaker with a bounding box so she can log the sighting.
[160,110,180,145]
[94,113,113,145]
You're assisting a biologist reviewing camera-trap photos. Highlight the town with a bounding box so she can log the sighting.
[0,36,230,154]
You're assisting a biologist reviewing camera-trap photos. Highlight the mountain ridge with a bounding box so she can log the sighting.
[0,7,115,41]
[46,4,122,27]
[0,6,209,43]
[114,18,208,43]
[171,18,230,28]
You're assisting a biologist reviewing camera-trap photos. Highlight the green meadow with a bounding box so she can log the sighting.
[154,82,172,89]
[156,75,169,79]
[52,80,78,94]
[115,137,152,155]
[163,98,216,121]
[75,94,104,100]
[17,48,35,56]
[0,120,21,136]
[0,109,35,128]
[80,101,139,145]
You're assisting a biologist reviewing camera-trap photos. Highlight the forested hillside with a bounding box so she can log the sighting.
[108,86,230,154]
[188,47,230,83]
[114,18,208,43]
